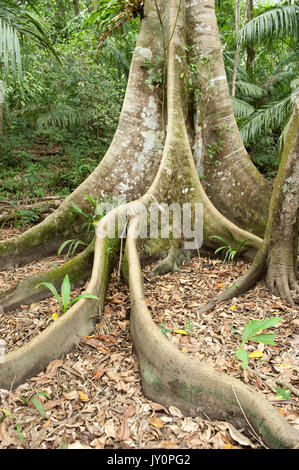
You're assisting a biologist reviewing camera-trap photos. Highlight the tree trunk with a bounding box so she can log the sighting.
[0,0,298,448]
[246,0,255,71]
[198,95,299,311]
[73,0,80,16]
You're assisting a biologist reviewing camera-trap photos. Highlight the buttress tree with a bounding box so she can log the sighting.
[0,0,298,448]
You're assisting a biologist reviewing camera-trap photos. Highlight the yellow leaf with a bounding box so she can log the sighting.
[277,408,285,415]
[51,313,59,320]
[223,443,234,449]
[216,283,223,288]
[248,350,263,359]
[181,347,188,353]
[230,304,236,310]
[174,330,188,335]
[77,391,90,402]
[149,417,164,429]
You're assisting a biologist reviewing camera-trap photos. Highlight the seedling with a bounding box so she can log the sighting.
[274,387,291,400]
[159,323,172,340]
[36,274,99,318]
[210,235,251,263]
[235,317,282,370]
[19,392,50,418]
[58,238,87,258]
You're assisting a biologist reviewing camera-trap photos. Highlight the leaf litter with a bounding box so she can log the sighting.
[0,239,298,449]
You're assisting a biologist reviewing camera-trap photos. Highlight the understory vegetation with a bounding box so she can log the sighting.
[0,0,298,219]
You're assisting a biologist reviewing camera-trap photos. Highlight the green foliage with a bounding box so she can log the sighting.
[35,274,99,316]
[210,235,251,263]
[0,0,59,80]
[159,323,172,340]
[57,239,87,258]
[19,392,50,418]
[235,317,282,370]
[238,4,298,46]
[274,387,291,400]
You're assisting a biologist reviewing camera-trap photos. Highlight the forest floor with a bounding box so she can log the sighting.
[0,226,298,450]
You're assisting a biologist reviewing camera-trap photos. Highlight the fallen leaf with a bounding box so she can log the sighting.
[45,359,63,378]
[104,420,116,438]
[169,406,183,418]
[77,391,90,402]
[63,390,78,400]
[230,304,236,310]
[226,423,255,448]
[181,417,199,433]
[149,401,169,413]
[106,370,120,383]
[92,369,105,380]
[174,330,188,335]
[248,350,263,359]
[149,417,164,429]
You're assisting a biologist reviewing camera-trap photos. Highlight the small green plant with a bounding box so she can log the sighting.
[274,387,291,400]
[210,235,251,262]
[57,239,87,258]
[235,317,282,370]
[19,392,50,418]
[36,274,99,318]
[159,323,172,340]
[143,55,164,88]
[69,194,119,240]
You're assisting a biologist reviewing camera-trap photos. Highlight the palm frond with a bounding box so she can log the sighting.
[0,0,60,79]
[231,97,255,118]
[36,107,82,129]
[236,79,265,98]
[240,95,293,144]
[238,5,298,45]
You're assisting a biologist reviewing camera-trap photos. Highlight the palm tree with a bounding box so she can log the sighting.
[0,0,59,80]
[227,2,298,149]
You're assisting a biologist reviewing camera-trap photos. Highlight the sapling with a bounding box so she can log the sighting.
[235,316,282,369]
[36,274,99,319]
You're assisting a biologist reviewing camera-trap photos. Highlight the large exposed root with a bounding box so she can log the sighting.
[265,260,299,306]
[126,217,299,449]
[0,235,119,389]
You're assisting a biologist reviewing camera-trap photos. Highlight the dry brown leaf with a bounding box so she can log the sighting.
[104,420,116,438]
[225,423,255,448]
[149,401,169,413]
[106,370,120,382]
[169,406,183,418]
[92,368,105,380]
[45,359,63,378]
[63,390,78,400]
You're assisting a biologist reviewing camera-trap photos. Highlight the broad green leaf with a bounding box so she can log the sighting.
[36,281,62,312]
[236,347,249,370]
[31,396,46,418]
[70,293,99,306]
[249,333,276,345]
[61,275,71,312]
